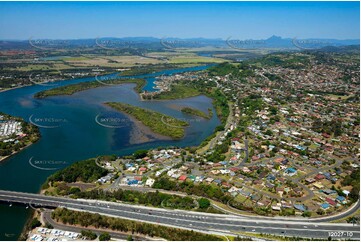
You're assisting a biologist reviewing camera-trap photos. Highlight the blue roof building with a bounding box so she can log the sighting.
[324,172,331,180]
[336,196,346,204]
[294,204,306,211]
[127,180,138,185]
[285,167,297,175]
[214,179,222,184]
[267,174,276,181]
[320,203,330,210]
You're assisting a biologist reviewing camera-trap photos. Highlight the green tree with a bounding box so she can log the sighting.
[29,218,41,229]
[99,232,111,241]
[81,230,97,240]
[302,211,312,217]
[133,150,148,159]
[45,222,54,229]
[198,198,211,209]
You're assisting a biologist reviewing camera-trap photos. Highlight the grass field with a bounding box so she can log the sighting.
[169,56,225,64]
[63,55,162,67]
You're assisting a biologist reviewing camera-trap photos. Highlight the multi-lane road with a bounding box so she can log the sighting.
[0,190,359,240]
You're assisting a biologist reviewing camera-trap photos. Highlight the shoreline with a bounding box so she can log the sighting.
[105,102,188,140]
[0,138,40,164]
[18,208,36,241]
[100,103,172,144]
[128,114,172,144]
[0,155,10,163]
[0,69,125,95]
[0,84,32,93]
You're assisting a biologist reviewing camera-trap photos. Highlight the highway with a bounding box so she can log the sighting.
[0,190,359,240]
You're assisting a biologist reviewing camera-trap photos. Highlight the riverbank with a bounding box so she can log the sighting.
[127,113,172,144]
[0,84,33,93]
[18,207,40,240]
[0,141,38,164]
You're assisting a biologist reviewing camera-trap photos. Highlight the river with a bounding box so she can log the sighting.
[0,65,220,240]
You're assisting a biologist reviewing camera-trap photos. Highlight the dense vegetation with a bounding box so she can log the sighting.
[181,107,211,119]
[44,159,108,185]
[311,118,343,136]
[133,149,148,159]
[208,62,254,82]
[66,188,198,210]
[29,218,42,230]
[52,208,222,241]
[81,230,97,240]
[197,198,211,209]
[99,232,111,241]
[207,89,229,125]
[105,102,188,139]
[341,168,360,202]
[34,78,146,98]
[241,95,264,116]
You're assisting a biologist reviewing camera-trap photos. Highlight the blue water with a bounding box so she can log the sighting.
[0,65,219,240]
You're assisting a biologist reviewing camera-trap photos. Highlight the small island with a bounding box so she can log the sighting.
[105,102,189,139]
[181,107,213,119]
[34,78,146,98]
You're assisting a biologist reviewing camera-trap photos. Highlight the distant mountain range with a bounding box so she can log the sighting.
[0,36,359,50]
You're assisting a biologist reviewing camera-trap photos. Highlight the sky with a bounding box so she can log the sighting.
[0,1,359,40]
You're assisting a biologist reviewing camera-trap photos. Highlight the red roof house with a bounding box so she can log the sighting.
[179,175,187,181]
[326,197,337,206]
[314,174,325,181]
